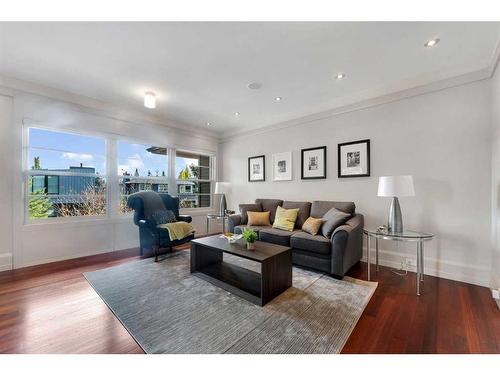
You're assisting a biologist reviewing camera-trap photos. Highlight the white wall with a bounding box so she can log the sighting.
[220,80,492,287]
[0,95,14,271]
[491,63,500,295]
[0,85,220,270]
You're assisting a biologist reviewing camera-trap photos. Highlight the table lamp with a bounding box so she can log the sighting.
[377,175,415,233]
[214,182,231,217]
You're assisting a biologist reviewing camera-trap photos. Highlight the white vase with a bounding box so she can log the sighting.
[246,242,255,250]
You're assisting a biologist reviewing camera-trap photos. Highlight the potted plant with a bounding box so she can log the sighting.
[242,228,258,250]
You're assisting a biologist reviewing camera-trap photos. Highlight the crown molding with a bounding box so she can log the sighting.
[0,74,220,143]
[219,65,493,142]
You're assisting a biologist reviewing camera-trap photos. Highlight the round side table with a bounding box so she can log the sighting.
[363,228,434,296]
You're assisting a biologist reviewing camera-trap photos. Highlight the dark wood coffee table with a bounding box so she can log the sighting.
[190,235,292,306]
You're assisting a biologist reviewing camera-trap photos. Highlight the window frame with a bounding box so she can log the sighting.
[175,148,215,212]
[116,139,170,216]
[24,126,108,224]
[23,124,217,224]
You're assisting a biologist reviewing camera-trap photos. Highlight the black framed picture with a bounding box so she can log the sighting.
[301,146,327,179]
[248,155,265,182]
[338,139,370,178]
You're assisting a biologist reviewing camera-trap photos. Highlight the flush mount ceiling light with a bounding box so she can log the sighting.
[335,73,346,80]
[424,38,440,48]
[247,82,262,90]
[144,91,156,109]
[234,112,240,116]
[206,122,212,126]
[274,97,282,101]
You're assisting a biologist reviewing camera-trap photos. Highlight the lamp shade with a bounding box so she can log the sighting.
[378,176,415,197]
[214,182,231,195]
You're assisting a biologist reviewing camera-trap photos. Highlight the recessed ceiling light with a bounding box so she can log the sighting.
[234,112,240,116]
[335,73,346,80]
[424,38,440,48]
[247,82,262,90]
[144,91,156,109]
[275,97,282,101]
[206,122,212,126]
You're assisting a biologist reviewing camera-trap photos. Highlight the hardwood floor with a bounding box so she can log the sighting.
[0,247,498,353]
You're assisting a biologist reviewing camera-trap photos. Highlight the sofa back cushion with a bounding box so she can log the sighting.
[282,200,311,228]
[239,203,262,225]
[247,211,271,226]
[255,199,283,223]
[310,200,355,217]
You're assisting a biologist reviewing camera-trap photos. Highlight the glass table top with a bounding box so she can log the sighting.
[363,228,434,239]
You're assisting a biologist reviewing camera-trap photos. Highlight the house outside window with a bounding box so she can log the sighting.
[27,128,106,219]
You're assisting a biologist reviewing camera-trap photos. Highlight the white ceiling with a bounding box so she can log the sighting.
[0,22,499,136]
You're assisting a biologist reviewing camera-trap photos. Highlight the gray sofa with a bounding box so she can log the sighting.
[227,198,364,278]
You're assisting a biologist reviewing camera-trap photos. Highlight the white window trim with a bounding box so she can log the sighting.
[23,124,218,225]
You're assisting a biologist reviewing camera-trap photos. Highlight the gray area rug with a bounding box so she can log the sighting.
[84,250,377,354]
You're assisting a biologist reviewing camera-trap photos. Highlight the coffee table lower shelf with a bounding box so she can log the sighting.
[193,262,262,305]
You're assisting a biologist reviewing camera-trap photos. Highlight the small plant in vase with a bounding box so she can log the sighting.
[242,228,258,250]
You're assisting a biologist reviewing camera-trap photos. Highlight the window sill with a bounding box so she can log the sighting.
[22,216,134,232]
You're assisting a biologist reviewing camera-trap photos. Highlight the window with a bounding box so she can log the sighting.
[27,128,106,219]
[175,150,213,209]
[117,141,168,213]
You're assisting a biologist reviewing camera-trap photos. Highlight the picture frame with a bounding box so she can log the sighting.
[272,152,292,181]
[301,146,327,179]
[248,155,266,182]
[337,139,370,178]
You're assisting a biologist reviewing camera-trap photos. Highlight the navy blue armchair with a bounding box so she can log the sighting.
[127,192,194,261]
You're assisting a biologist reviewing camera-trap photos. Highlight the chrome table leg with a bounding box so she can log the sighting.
[420,240,424,282]
[367,234,371,281]
[416,241,421,296]
[376,237,379,272]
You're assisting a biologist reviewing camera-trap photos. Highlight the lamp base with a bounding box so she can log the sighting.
[219,194,227,217]
[388,196,403,233]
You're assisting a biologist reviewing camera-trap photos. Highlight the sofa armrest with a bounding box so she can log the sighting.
[177,215,192,223]
[227,214,242,233]
[330,214,364,277]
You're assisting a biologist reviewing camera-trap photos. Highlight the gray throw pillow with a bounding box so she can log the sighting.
[152,209,177,226]
[321,207,350,238]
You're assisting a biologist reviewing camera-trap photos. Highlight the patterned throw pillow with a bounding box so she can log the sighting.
[273,206,299,232]
[302,217,324,236]
[152,209,177,226]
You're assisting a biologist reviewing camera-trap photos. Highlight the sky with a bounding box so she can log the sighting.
[29,128,198,178]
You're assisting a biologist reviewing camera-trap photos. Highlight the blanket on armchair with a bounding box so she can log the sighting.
[158,222,195,241]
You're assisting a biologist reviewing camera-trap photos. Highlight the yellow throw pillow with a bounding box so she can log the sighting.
[302,217,324,236]
[273,206,299,232]
[247,211,271,226]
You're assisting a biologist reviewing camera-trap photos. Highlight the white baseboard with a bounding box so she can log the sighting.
[0,252,13,272]
[362,248,491,288]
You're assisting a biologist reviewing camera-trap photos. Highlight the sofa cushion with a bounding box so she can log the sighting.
[238,203,262,224]
[272,206,299,232]
[260,227,299,247]
[310,200,355,217]
[290,231,331,255]
[234,225,270,234]
[255,199,283,223]
[282,200,311,228]
[247,211,271,226]
[321,207,351,238]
